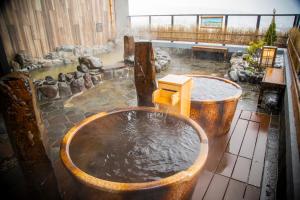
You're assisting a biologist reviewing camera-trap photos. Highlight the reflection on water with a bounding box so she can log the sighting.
[30,47,123,80]
[69,110,201,183]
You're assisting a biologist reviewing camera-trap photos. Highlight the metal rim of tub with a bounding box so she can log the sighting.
[186,75,242,104]
[60,106,208,192]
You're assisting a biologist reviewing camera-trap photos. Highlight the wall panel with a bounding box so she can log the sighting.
[0,0,116,60]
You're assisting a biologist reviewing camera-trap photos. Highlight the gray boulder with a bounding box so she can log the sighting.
[91,74,102,85]
[83,73,94,89]
[14,52,33,67]
[57,45,75,52]
[70,78,85,94]
[78,56,103,70]
[65,73,74,82]
[229,69,238,82]
[58,73,66,82]
[74,71,84,79]
[263,90,280,111]
[38,84,59,99]
[44,52,59,60]
[44,76,57,85]
[63,58,72,65]
[237,70,248,82]
[11,60,21,71]
[58,82,72,98]
[77,64,89,73]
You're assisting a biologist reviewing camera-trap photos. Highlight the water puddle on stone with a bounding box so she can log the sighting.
[69,110,201,183]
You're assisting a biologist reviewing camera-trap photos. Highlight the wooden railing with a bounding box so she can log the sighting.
[287,29,300,150]
[129,14,300,47]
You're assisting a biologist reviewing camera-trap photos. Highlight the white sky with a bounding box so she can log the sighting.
[129,0,300,15]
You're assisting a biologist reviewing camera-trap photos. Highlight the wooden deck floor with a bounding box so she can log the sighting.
[192,110,271,200]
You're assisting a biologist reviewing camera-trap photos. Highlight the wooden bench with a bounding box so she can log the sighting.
[192,45,228,60]
[258,67,286,107]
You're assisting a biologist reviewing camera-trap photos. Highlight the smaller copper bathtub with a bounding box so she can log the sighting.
[61,107,208,200]
[188,75,242,137]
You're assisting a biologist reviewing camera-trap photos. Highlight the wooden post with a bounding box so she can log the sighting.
[0,72,61,199]
[195,15,200,44]
[255,15,261,41]
[171,15,174,42]
[223,15,228,46]
[134,42,156,107]
[123,35,135,60]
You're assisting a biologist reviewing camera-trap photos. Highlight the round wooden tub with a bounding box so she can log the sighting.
[188,75,242,137]
[60,107,208,200]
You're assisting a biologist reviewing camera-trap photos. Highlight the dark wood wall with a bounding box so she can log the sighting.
[0,0,116,60]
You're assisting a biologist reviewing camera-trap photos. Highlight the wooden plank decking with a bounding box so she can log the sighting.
[192,110,270,200]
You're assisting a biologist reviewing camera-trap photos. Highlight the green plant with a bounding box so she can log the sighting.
[247,40,265,56]
[245,40,265,68]
[264,18,277,46]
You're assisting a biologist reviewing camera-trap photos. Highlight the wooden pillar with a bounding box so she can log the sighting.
[123,35,135,60]
[134,42,156,107]
[0,72,61,199]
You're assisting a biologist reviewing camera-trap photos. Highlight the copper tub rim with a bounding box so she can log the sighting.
[186,74,242,104]
[60,106,208,192]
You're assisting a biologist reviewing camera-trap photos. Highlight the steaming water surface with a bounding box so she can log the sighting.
[191,77,241,101]
[69,110,201,183]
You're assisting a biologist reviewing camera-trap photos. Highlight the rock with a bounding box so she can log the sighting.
[70,78,85,94]
[41,60,54,68]
[58,73,66,82]
[124,55,134,64]
[65,73,74,82]
[73,46,83,56]
[83,73,93,89]
[154,48,171,73]
[77,64,89,73]
[57,45,75,52]
[155,61,161,73]
[245,70,254,77]
[11,60,21,71]
[58,82,72,98]
[232,50,243,57]
[83,48,93,56]
[51,59,64,66]
[44,76,57,85]
[231,64,244,71]
[63,58,72,65]
[263,90,280,111]
[89,69,103,75]
[44,52,59,60]
[78,56,103,70]
[91,75,102,85]
[229,69,239,82]
[14,52,32,67]
[230,57,244,66]
[38,84,59,99]
[74,71,83,79]
[237,70,248,82]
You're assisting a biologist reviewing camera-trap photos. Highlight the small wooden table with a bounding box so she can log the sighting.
[192,46,228,60]
[258,67,286,107]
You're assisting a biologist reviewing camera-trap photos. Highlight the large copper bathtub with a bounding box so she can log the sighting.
[60,107,208,200]
[188,75,242,137]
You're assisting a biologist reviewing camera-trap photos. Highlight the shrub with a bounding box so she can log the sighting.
[246,40,265,68]
[264,18,277,46]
